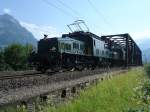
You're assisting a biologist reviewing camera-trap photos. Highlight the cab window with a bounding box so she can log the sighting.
[65,44,71,50]
[94,40,96,46]
[102,50,104,55]
[73,43,79,49]
[96,49,99,55]
[80,44,84,50]
[60,43,65,50]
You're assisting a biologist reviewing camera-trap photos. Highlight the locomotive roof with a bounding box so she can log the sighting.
[39,37,58,41]
[62,31,102,41]
[39,36,84,44]
[58,36,84,43]
[62,31,128,50]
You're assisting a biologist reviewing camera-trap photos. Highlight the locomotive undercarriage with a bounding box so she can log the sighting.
[34,52,125,73]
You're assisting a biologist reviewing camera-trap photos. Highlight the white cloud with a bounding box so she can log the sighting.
[20,22,61,40]
[3,8,11,14]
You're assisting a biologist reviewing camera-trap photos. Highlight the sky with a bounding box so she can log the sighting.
[0,0,150,43]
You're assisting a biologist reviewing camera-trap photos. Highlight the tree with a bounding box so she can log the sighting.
[3,43,34,70]
[22,44,35,69]
[0,50,4,70]
[0,48,12,71]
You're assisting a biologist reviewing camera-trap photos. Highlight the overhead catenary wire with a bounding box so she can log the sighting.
[56,0,104,32]
[87,0,113,28]
[41,0,105,33]
[56,0,97,32]
[56,0,83,19]
[41,0,77,19]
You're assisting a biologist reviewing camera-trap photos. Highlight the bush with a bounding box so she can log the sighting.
[0,50,4,69]
[144,64,150,77]
[128,79,150,112]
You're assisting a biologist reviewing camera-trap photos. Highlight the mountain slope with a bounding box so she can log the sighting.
[0,14,37,47]
[138,38,150,50]
[142,48,150,63]
[137,38,150,63]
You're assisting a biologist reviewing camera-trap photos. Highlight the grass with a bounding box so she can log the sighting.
[44,68,144,112]
[0,105,26,112]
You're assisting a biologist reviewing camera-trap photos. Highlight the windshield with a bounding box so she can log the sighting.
[38,38,58,53]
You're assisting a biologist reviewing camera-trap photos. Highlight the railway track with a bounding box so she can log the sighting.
[0,70,42,80]
[0,69,73,80]
[0,67,124,80]
[0,68,119,80]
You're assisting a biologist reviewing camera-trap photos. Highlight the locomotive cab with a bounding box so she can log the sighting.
[35,37,60,72]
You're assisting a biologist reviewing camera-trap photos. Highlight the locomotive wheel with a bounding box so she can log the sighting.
[36,65,41,71]
[75,64,84,71]
[51,66,62,72]
[88,64,95,70]
[83,67,88,71]
[36,64,47,73]
[70,67,75,72]
[41,68,47,73]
